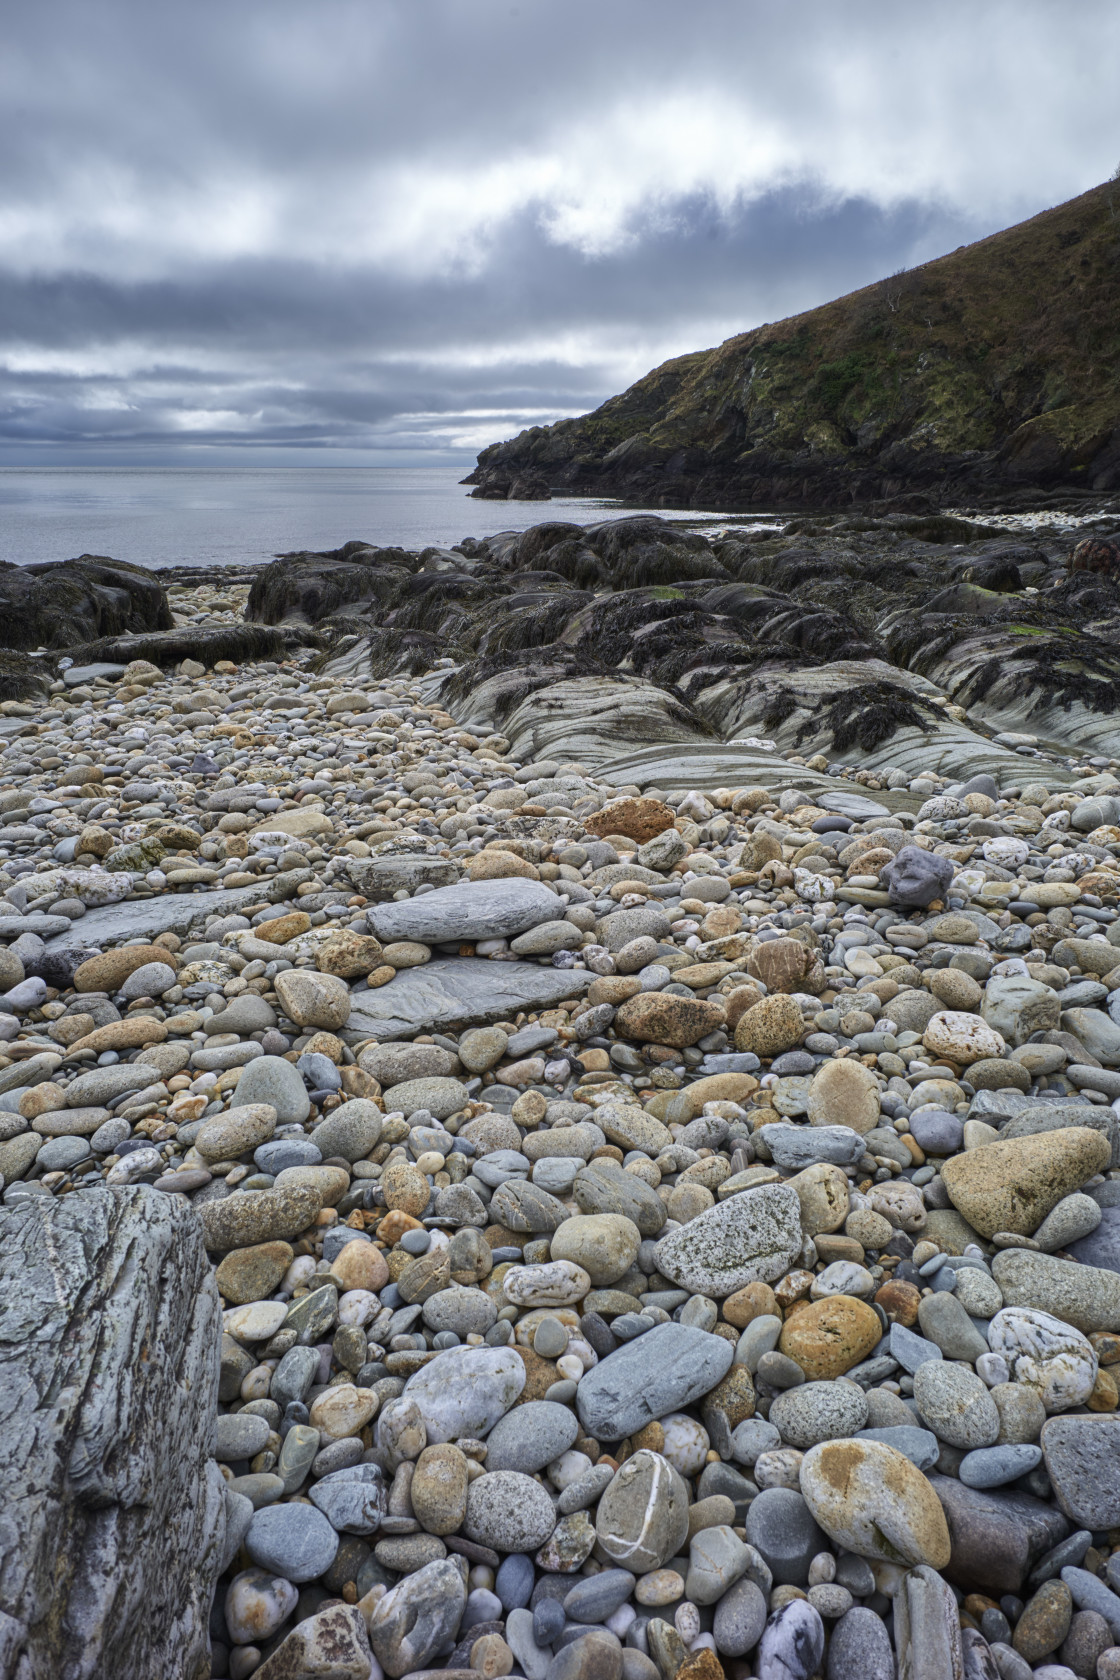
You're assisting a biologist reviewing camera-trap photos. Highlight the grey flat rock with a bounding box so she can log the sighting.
[368,879,563,945]
[346,958,592,1042]
[43,885,265,951]
[759,1124,866,1170]
[0,914,73,938]
[576,1321,733,1440]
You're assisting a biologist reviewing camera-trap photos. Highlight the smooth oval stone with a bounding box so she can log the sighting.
[245,1502,340,1583]
[564,1569,637,1625]
[758,1598,824,1680]
[745,1488,826,1587]
[595,1449,690,1574]
[404,1345,526,1442]
[959,1444,1043,1489]
[464,1470,557,1552]
[496,1553,536,1612]
[486,1401,580,1473]
[826,1606,895,1680]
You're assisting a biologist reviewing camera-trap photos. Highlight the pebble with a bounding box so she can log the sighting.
[245,1502,340,1583]
[799,1439,951,1568]
[912,1361,1001,1449]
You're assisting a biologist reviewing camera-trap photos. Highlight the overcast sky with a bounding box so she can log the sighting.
[1,0,1116,468]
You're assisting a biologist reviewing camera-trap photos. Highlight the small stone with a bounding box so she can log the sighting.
[199,1186,323,1253]
[274,968,352,1030]
[595,1448,690,1573]
[1014,1581,1074,1663]
[769,1381,868,1450]
[404,1345,526,1442]
[225,1567,299,1646]
[806,1059,880,1135]
[465,1470,557,1553]
[485,1401,579,1473]
[757,1596,825,1680]
[410,1443,470,1536]
[230,1055,311,1124]
[799,1438,952,1568]
[959,1444,1043,1488]
[196,1103,278,1164]
[215,1241,294,1305]
[551,1214,641,1287]
[654,1184,802,1297]
[912,1362,1000,1449]
[367,1558,467,1679]
[734,996,806,1059]
[576,1322,733,1440]
[988,1308,1098,1412]
[245,1502,340,1583]
[745,1487,825,1587]
[778,1295,882,1381]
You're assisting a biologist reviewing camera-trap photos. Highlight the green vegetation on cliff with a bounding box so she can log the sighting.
[467,181,1120,510]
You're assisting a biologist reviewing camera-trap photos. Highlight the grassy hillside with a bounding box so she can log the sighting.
[466,181,1120,511]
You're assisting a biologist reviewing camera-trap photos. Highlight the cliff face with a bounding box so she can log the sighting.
[466,181,1120,511]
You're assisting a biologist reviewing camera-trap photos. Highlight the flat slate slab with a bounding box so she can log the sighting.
[345,957,593,1042]
[368,879,562,945]
[43,885,265,951]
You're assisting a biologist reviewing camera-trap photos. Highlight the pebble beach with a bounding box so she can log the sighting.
[6,538,1120,1680]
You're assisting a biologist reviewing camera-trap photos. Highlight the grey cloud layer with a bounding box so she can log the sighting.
[0,0,1116,460]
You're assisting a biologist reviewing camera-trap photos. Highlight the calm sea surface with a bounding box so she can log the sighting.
[0,467,769,571]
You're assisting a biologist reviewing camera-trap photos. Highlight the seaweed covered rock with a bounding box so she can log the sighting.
[0,554,172,650]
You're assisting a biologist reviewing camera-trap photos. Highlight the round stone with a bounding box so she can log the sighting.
[769,1381,868,1450]
[778,1295,882,1380]
[550,1214,641,1287]
[245,1502,340,1583]
[912,1362,1000,1449]
[464,1471,557,1552]
[224,1567,299,1646]
[230,1055,311,1124]
[485,1401,579,1473]
[799,1439,951,1568]
[274,969,352,1029]
[744,1488,825,1587]
[594,1449,690,1573]
[733,996,806,1059]
[806,1058,880,1135]
[988,1307,1099,1412]
[659,1413,710,1476]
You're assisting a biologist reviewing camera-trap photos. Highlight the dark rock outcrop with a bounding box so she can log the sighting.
[0,555,172,650]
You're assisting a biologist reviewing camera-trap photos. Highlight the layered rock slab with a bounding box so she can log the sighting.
[0,1186,225,1680]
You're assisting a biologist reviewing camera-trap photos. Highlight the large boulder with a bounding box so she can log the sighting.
[0,555,172,651]
[0,1187,225,1679]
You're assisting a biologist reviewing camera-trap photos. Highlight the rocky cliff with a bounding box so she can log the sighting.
[466,181,1120,511]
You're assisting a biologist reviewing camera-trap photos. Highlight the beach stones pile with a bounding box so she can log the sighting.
[6,544,1120,1680]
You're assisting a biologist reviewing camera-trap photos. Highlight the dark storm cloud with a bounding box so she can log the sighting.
[0,0,1116,461]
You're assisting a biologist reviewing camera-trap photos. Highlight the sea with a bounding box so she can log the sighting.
[0,466,770,572]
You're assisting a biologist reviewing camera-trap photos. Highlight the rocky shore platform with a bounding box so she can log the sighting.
[3,512,1120,1680]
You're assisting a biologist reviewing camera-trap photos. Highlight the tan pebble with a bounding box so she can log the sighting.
[308,1383,378,1439]
[779,1294,882,1380]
